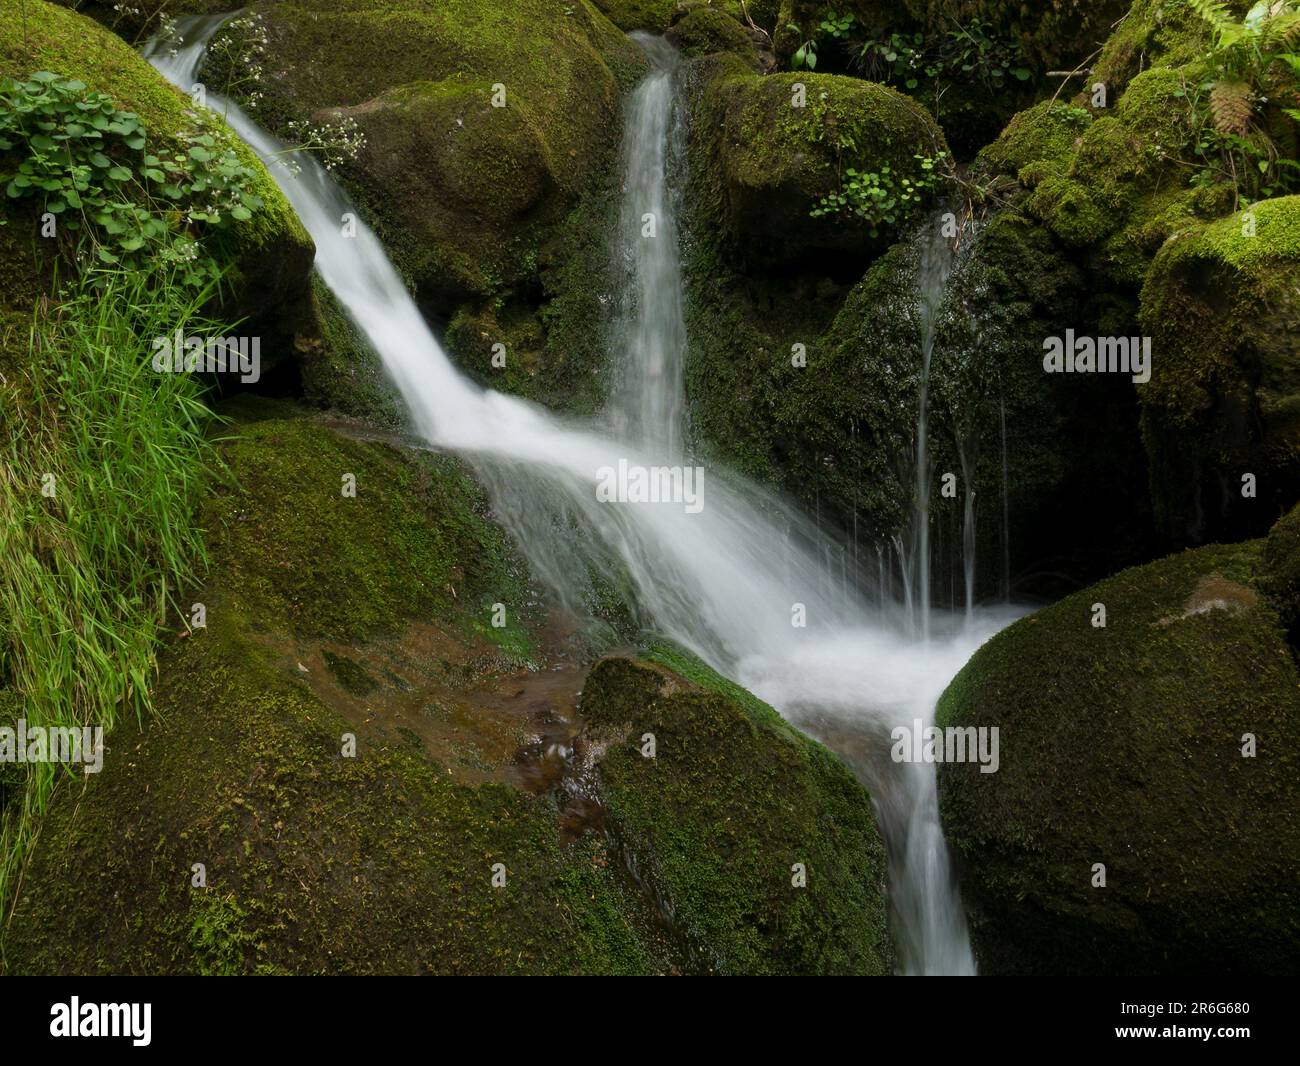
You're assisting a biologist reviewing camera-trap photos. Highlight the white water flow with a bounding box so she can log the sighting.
[909,226,955,642]
[610,35,686,457]
[151,21,1019,974]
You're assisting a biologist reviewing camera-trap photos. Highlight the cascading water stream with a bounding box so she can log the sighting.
[149,19,1019,974]
[909,224,956,642]
[610,34,686,458]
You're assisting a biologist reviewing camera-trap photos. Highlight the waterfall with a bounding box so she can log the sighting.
[909,222,956,641]
[610,34,686,458]
[149,20,1023,975]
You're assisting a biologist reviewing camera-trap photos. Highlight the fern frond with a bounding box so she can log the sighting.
[1264,10,1300,48]
[1210,78,1257,134]
[1188,0,1240,42]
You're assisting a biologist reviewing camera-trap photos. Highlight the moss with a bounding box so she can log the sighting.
[202,413,540,653]
[977,98,1093,181]
[580,653,894,974]
[1094,0,1212,94]
[666,7,760,64]
[1014,83,1203,268]
[591,0,679,32]
[701,68,948,265]
[296,279,405,427]
[937,540,1300,975]
[321,649,380,697]
[1262,503,1300,647]
[595,0,777,33]
[1025,173,1111,247]
[2,608,664,975]
[243,0,645,214]
[329,75,559,303]
[182,891,259,977]
[975,15,1228,292]
[1138,196,1300,544]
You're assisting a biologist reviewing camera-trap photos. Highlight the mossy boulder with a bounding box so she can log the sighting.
[595,1,779,34]
[200,413,541,647]
[700,67,947,265]
[580,649,894,974]
[937,540,1300,975]
[667,6,771,68]
[592,0,679,31]
[293,280,405,426]
[983,68,1231,289]
[2,616,669,975]
[1,411,657,975]
[1138,196,1300,545]
[0,0,314,351]
[229,0,643,302]
[811,209,1153,599]
[1262,502,1300,647]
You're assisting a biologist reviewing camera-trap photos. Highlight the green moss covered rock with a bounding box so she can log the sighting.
[196,412,538,650]
[592,0,679,31]
[937,540,1300,975]
[0,410,656,975]
[1139,196,1300,544]
[1262,502,1300,647]
[0,0,314,346]
[293,280,404,425]
[700,67,947,265]
[2,616,669,975]
[580,648,894,974]
[233,0,643,300]
[1093,0,1210,94]
[666,6,768,67]
[976,9,1222,289]
[595,1,780,35]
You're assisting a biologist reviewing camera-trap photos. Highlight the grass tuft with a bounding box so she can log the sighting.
[0,264,225,916]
